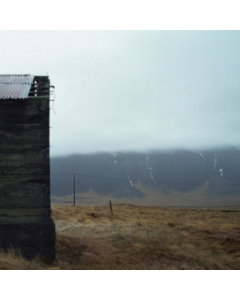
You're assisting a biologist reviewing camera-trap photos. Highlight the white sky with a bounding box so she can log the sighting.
[0,6,240,156]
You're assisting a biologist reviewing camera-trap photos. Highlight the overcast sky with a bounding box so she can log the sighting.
[1,31,240,156]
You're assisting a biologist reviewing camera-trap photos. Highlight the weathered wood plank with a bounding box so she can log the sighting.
[0,178,50,208]
[0,76,54,260]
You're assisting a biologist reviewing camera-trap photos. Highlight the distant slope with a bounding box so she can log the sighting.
[50,147,240,201]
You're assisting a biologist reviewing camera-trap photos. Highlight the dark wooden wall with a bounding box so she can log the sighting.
[0,84,55,259]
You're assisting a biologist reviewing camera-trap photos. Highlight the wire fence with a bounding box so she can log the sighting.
[50,172,240,188]
[1,172,240,187]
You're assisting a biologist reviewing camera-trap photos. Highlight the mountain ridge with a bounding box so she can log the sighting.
[50,146,240,203]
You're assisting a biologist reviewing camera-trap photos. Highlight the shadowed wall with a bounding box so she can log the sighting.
[0,75,55,260]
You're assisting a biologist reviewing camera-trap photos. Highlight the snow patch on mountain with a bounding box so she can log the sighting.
[214,155,217,169]
[219,169,223,177]
[113,153,118,164]
[128,176,134,187]
[145,154,158,185]
[198,152,206,161]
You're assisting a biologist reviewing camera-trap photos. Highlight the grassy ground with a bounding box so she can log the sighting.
[0,204,240,270]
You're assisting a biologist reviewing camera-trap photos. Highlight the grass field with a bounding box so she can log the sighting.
[0,203,240,270]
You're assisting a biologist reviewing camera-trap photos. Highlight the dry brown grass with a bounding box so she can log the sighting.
[0,204,240,269]
[0,248,52,270]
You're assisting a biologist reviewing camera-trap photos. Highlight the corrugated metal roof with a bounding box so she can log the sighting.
[0,74,34,99]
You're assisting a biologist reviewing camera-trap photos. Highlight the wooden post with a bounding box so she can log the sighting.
[109,201,113,216]
[73,173,75,206]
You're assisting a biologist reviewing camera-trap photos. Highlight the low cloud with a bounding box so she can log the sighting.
[1,31,240,156]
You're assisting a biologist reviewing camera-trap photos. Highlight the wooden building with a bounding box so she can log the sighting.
[0,74,55,260]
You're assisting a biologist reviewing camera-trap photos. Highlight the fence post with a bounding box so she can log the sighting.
[109,201,113,216]
[73,173,75,206]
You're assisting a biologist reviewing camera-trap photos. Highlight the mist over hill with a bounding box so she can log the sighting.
[50,147,240,203]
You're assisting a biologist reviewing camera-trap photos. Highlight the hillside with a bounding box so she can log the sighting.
[50,147,240,207]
